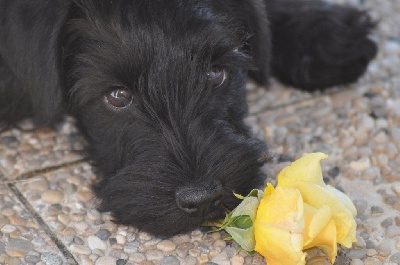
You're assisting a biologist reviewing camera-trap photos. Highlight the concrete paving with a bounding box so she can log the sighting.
[1,0,399,264]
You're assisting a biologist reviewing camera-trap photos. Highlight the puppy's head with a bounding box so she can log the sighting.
[60,0,270,236]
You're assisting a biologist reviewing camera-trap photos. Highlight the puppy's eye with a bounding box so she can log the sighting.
[207,67,227,88]
[105,87,133,108]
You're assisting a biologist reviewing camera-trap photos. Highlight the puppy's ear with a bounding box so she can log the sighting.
[241,0,271,85]
[0,2,70,126]
[221,0,271,85]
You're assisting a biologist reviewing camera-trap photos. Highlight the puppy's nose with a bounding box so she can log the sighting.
[175,181,224,214]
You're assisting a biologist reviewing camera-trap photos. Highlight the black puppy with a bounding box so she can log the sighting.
[0,0,376,236]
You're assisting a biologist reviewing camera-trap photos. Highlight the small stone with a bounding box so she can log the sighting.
[230,255,244,265]
[376,243,391,257]
[87,209,102,220]
[347,249,367,259]
[354,200,368,215]
[25,255,40,263]
[0,136,20,148]
[1,224,17,233]
[73,236,84,245]
[88,236,108,250]
[176,242,192,258]
[146,250,164,261]
[109,249,122,259]
[157,240,177,252]
[335,256,351,265]
[384,196,398,205]
[41,190,64,204]
[363,92,378,98]
[327,166,340,178]
[362,167,380,180]
[128,253,146,263]
[373,131,387,144]
[197,254,209,264]
[123,243,138,254]
[371,206,384,215]
[358,114,375,131]
[182,256,197,265]
[393,184,400,197]
[160,256,180,265]
[4,257,21,265]
[210,252,230,265]
[366,249,378,257]
[116,259,127,265]
[41,252,63,265]
[126,233,136,242]
[62,227,77,236]
[213,239,226,249]
[354,236,366,249]
[307,256,330,265]
[190,230,203,241]
[391,128,400,145]
[27,178,50,192]
[387,226,400,238]
[210,232,221,240]
[6,238,33,256]
[390,253,400,264]
[70,244,91,255]
[74,221,89,232]
[366,240,375,249]
[360,231,370,240]
[188,248,201,257]
[138,232,152,241]
[95,256,116,265]
[351,259,364,265]
[116,235,126,245]
[381,217,393,228]
[95,229,111,241]
[364,257,382,265]
[350,157,371,172]
[57,214,70,226]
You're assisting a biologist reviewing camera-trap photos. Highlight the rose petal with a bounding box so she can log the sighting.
[325,185,357,217]
[303,204,338,263]
[254,187,306,265]
[290,182,356,247]
[277,153,328,187]
[305,204,332,240]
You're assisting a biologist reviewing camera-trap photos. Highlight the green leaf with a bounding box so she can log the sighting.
[201,189,265,253]
[230,195,261,221]
[233,215,253,229]
[234,193,246,200]
[225,226,256,252]
[248,189,262,198]
[201,220,225,228]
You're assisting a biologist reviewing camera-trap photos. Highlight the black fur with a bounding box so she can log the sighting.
[0,0,377,236]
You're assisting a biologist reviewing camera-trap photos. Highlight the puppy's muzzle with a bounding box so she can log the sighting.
[175,181,224,215]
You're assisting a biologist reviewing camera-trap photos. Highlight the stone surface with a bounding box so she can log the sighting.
[1,0,400,264]
[0,185,67,264]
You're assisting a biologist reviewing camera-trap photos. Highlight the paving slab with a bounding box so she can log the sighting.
[0,182,69,265]
[15,164,269,265]
[0,0,399,264]
[0,118,85,179]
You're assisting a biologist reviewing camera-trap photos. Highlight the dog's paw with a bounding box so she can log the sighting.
[272,7,378,91]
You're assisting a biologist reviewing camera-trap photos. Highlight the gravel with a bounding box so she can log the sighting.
[1,0,400,264]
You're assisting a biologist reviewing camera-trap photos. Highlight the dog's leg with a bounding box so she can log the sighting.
[265,0,377,91]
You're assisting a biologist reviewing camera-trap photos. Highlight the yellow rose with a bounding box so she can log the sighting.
[253,153,357,265]
[277,153,357,248]
[254,185,306,265]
